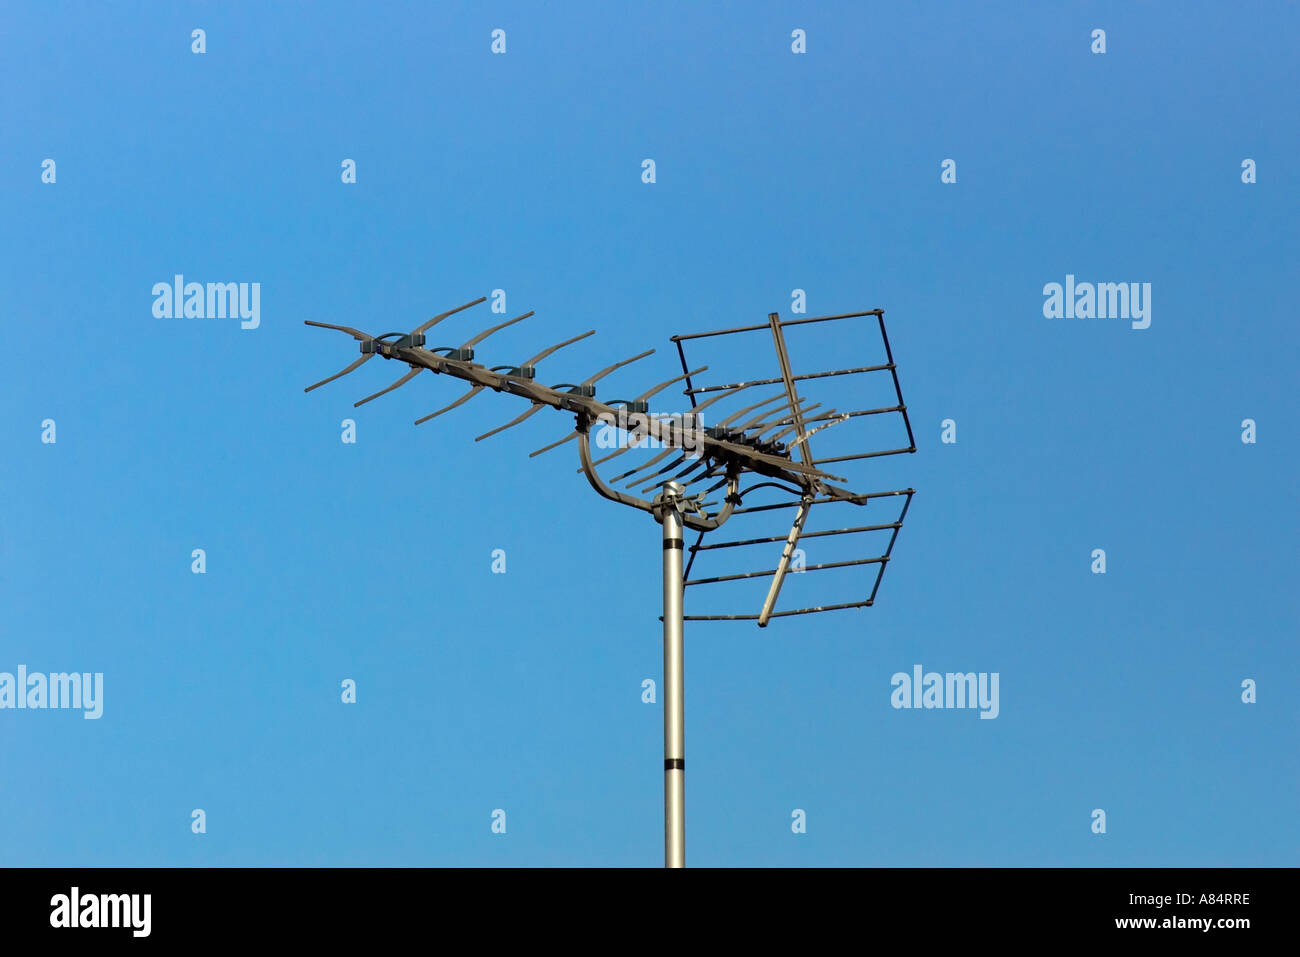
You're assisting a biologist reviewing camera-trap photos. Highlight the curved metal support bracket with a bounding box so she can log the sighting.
[578,423,657,520]
[577,416,739,533]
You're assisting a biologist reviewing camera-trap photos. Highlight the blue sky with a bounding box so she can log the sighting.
[1,1,1295,866]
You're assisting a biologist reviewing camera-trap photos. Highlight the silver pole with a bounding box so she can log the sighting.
[659,481,686,868]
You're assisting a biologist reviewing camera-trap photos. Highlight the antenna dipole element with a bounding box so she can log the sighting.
[655,481,688,868]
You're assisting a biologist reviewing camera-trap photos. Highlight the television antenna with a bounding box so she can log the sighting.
[305,298,916,867]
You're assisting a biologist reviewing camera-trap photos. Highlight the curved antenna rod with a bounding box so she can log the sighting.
[745,399,823,437]
[412,296,488,336]
[521,329,596,366]
[476,403,542,442]
[713,390,795,429]
[460,310,535,349]
[630,454,703,491]
[676,462,728,495]
[732,395,810,434]
[579,348,656,387]
[657,456,722,493]
[355,367,419,407]
[642,451,727,495]
[528,431,578,458]
[698,473,738,497]
[788,412,852,449]
[631,366,709,403]
[305,320,369,341]
[605,443,680,483]
[305,354,372,393]
[766,407,834,444]
[415,386,483,425]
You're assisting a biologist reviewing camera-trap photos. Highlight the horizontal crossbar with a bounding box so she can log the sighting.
[670,310,883,342]
[685,556,885,587]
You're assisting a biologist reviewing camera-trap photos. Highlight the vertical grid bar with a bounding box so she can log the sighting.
[674,338,698,412]
[877,312,916,452]
[767,312,813,469]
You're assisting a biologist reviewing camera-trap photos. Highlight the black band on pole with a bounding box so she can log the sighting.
[665,758,684,771]
[664,539,684,550]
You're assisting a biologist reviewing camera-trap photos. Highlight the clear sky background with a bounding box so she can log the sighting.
[2,1,1295,866]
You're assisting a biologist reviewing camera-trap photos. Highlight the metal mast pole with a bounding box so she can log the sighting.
[658,480,687,868]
